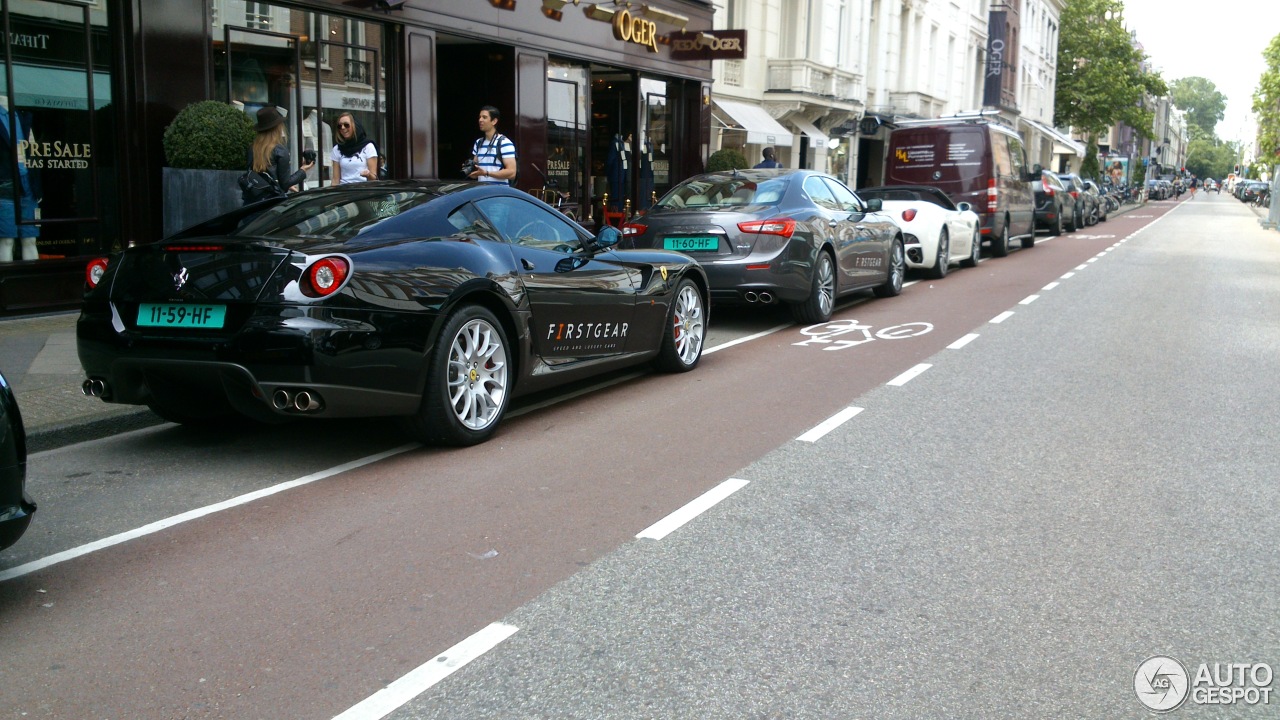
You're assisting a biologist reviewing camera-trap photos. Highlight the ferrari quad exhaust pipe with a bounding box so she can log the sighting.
[744,291,775,304]
[272,388,323,413]
[82,378,108,397]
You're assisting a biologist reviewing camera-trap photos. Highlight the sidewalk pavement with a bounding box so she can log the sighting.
[0,311,161,453]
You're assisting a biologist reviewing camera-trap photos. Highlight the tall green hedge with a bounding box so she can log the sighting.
[707,148,749,172]
[162,101,256,170]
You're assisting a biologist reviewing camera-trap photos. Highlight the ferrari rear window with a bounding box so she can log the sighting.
[235,190,440,241]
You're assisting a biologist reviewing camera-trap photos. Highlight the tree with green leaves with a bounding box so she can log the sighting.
[1055,0,1167,176]
[1170,77,1227,140]
[1253,33,1280,167]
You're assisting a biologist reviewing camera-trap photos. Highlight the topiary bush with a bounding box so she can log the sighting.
[162,101,255,170]
[707,147,749,172]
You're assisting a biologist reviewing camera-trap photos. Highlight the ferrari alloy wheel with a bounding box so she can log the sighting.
[927,228,949,279]
[961,229,981,268]
[656,279,705,372]
[403,305,511,446]
[873,239,905,298]
[790,251,836,324]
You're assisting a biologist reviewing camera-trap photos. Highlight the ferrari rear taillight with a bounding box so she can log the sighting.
[1041,178,1055,195]
[85,258,109,288]
[901,208,917,222]
[302,256,350,298]
[738,218,796,237]
[987,178,998,213]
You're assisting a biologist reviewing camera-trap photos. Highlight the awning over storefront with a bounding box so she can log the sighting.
[1023,117,1085,157]
[788,116,829,146]
[2,65,112,111]
[713,98,793,146]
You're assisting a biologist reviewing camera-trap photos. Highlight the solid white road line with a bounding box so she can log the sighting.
[887,363,932,387]
[636,478,750,540]
[947,333,979,350]
[797,407,864,443]
[331,622,520,720]
[990,311,1015,324]
[0,443,421,583]
[1019,294,1040,305]
[702,323,792,355]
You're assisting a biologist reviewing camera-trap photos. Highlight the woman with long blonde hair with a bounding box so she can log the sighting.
[242,106,313,205]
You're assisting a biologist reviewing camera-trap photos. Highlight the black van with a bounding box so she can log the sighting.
[884,119,1036,256]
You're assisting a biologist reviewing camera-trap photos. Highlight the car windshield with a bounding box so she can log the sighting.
[235,189,440,241]
[657,176,788,210]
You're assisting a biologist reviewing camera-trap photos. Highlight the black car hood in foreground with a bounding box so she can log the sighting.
[0,371,35,551]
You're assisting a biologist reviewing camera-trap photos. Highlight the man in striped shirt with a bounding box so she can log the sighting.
[469,105,516,185]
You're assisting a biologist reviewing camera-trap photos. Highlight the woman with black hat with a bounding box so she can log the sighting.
[243,106,313,205]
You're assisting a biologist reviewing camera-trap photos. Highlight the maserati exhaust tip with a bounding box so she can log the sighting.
[272,389,293,411]
[292,391,321,413]
[81,378,107,397]
[758,291,774,303]
[743,291,758,303]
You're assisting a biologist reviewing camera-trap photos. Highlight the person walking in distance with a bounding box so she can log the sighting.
[468,105,516,184]
[754,146,781,169]
[1189,175,1198,199]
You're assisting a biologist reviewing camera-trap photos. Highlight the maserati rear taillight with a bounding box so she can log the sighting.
[738,218,796,237]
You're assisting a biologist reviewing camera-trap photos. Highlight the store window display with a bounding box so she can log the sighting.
[0,97,39,263]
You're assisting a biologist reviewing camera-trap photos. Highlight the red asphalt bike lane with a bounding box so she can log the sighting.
[0,202,1178,719]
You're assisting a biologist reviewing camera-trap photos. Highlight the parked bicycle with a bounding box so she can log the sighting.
[529,165,580,222]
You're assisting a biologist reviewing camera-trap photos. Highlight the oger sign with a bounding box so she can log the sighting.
[613,10,658,53]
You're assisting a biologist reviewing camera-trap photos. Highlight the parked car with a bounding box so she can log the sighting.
[1032,169,1079,235]
[0,370,35,552]
[856,185,981,278]
[884,118,1037,257]
[1145,178,1166,200]
[1082,179,1108,223]
[1059,173,1096,226]
[78,181,709,447]
[622,169,905,323]
[1239,180,1269,203]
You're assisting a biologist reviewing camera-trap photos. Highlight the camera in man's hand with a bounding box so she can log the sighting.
[301,149,317,165]
[461,159,478,177]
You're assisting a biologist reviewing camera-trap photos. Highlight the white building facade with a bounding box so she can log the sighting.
[708,0,1073,186]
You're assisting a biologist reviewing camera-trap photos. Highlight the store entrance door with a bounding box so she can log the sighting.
[590,69,636,221]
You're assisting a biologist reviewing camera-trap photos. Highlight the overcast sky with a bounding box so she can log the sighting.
[1116,0,1279,144]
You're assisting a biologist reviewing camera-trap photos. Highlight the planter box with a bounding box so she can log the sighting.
[162,168,244,238]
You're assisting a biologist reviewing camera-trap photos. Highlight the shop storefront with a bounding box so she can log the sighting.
[0,0,713,317]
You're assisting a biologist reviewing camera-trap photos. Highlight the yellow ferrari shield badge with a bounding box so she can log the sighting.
[660,265,668,282]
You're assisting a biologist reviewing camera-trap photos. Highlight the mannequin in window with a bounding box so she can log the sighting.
[0,95,40,263]
[638,134,655,210]
[605,131,631,211]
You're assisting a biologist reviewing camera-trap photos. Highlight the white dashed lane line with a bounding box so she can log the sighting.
[1042,281,1060,291]
[948,333,980,350]
[887,363,932,387]
[990,311,1015,324]
[797,406,864,443]
[636,478,751,541]
[332,623,520,720]
[1019,294,1040,305]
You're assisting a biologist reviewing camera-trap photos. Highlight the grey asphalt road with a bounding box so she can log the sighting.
[393,194,1280,718]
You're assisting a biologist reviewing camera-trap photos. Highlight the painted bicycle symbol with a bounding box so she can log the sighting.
[793,319,933,350]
